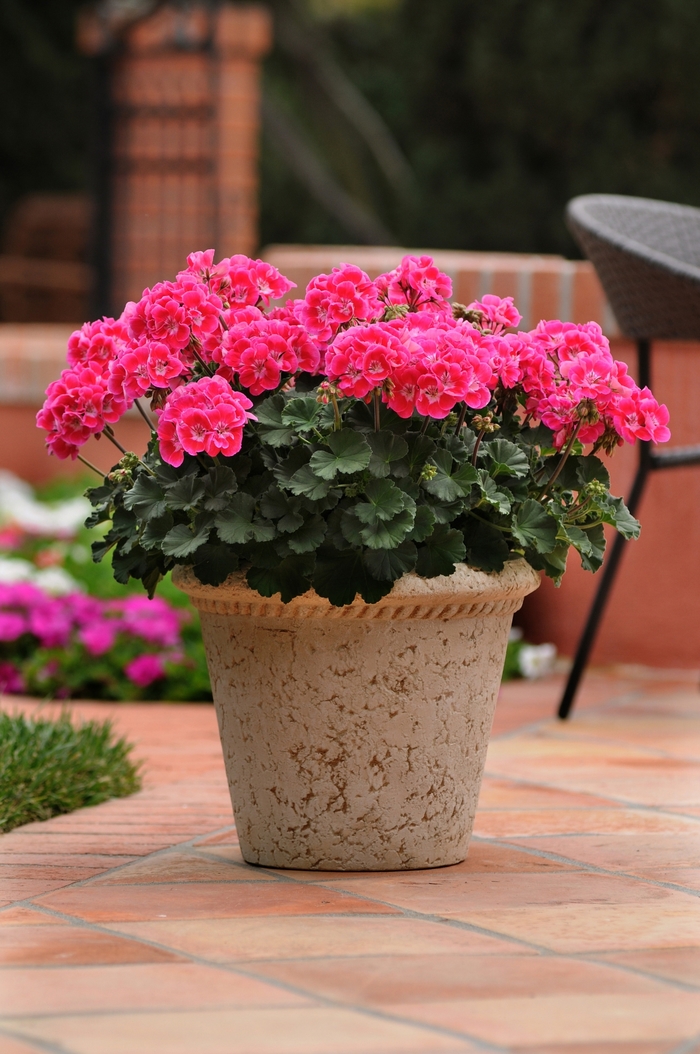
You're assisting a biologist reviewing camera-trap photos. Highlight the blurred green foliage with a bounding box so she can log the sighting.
[3,0,700,256]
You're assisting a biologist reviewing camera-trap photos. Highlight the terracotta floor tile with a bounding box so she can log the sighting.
[0,908,61,926]
[266,842,579,883]
[390,991,700,1045]
[251,952,666,1005]
[473,808,698,838]
[445,901,700,953]
[557,714,700,758]
[194,828,239,847]
[630,866,700,891]
[36,882,399,922]
[597,946,700,987]
[111,915,527,962]
[5,1007,475,1054]
[504,833,700,872]
[316,870,676,916]
[85,850,275,886]
[0,924,183,966]
[476,778,617,810]
[0,1035,46,1054]
[512,1044,670,1054]
[0,963,310,1016]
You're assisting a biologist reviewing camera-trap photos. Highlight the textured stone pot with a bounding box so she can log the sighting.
[173,560,540,871]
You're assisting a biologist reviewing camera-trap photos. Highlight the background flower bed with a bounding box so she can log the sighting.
[0,473,211,701]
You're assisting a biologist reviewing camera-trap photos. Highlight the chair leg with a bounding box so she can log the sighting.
[557,451,650,720]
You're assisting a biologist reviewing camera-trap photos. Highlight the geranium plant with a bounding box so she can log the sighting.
[38,252,670,607]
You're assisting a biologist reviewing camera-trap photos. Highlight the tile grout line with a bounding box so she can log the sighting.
[470,835,700,899]
[1,905,509,1053]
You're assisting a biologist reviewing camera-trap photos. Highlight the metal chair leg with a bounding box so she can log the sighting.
[557,448,650,720]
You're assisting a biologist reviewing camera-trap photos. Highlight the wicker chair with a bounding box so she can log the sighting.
[559,194,700,718]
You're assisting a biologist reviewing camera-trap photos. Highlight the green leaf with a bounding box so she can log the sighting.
[599,495,641,541]
[462,517,509,572]
[256,395,295,447]
[246,554,314,603]
[354,478,407,524]
[512,500,558,553]
[416,525,466,578]
[575,454,610,488]
[360,508,415,549]
[286,465,337,500]
[259,487,304,533]
[286,515,327,554]
[392,432,436,477]
[161,522,211,558]
[424,450,478,501]
[123,476,167,521]
[192,544,240,586]
[366,431,409,478]
[215,493,275,545]
[140,512,174,550]
[309,430,372,479]
[407,504,436,542]
[201,466,238,511]
[340,509,364,546]
[165,476,206,512]
[363,540,417,581]
[562,524,594,557]
[484,438,529,478]
[313,548,393,607]
[478,472,513,515]
[578,523,606,572]
[519,423,555,450]
[272,445,310,486]
[280,397,323,432]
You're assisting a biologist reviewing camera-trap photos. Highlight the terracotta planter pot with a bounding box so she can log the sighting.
[173,560,540,871]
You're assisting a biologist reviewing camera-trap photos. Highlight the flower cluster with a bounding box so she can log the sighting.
[0,582,186,695]
[42,248,672,607]
[157,376,256,466]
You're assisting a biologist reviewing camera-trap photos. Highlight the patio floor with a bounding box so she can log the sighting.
[1,669,699,1054]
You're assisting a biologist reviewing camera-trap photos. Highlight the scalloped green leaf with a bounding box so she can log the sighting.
[215,493,275,545]
[354,478,408,525]
[286,465,337,500]
[123,476,167,521]
[286,515,327,554]
[407,504,436,542]
[363,540,417,581]
[313,548,393,607]
[415,525,466,577]
[512,499,558,553]
[309,430,372,479]
[161,522,211,558]
[367,431,409,478]
[424,450,478,501]
[360,507,415,549]
[256,395,296,447]
[280,397,323,432]
[484,438,529,478]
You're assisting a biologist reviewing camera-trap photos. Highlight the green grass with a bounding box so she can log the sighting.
[0,711,142,833]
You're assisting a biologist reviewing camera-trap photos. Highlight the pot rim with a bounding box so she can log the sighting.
[172,558,540,621]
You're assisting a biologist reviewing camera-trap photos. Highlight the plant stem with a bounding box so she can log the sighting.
[471,429,486,466]
[419,415,430,436]
[538,421,581,501]
[468,510,511,533]
[192,347,215,376]
[373,390,381,432]
[103,426,128,455]
[135,399,156,431]
[454,403,468,434]
[77,454,105,478]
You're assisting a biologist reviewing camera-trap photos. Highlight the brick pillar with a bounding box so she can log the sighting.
[215,5,272,259]
[78,2,271,309]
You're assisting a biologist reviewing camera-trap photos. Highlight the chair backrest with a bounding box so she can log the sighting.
[566,194,700,340]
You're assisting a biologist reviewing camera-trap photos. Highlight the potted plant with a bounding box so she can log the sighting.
[38,251,670,870]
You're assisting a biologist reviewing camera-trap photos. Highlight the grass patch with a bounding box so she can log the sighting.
[0,711,142,833]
